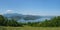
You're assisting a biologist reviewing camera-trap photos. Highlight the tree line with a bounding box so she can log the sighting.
[27,16,60,27]
[0,15,23,27]
[0,15,60,27]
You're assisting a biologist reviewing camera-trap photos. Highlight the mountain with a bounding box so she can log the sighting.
[3,13,40,20]
[4,13,23,17]
[23,15,40,20]
[4,13,23,20]
[3,13,54,23]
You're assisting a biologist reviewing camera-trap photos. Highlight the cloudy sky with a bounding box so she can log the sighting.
[0,0,60,16]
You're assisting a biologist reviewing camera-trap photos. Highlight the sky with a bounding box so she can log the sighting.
[0,0,60,16]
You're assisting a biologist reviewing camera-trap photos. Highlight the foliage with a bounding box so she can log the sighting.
[35,16,60,27]
[26,16,60,27]
[0,15,23,27]
[0,14,60,27]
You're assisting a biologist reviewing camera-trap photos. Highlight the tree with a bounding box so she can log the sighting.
[0,15,5,26]
[40,16,60,27]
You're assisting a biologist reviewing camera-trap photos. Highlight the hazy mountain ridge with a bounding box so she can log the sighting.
[3,13,41,20]
[1,13,54,23]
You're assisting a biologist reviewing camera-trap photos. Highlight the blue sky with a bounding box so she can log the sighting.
[0,0,60,16]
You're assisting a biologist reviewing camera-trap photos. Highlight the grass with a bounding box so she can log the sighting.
[0,26,60,30]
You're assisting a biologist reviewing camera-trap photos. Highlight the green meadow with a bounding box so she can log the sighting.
[0,26,60,30]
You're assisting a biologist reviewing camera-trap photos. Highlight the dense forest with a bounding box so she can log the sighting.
[0,15,60,27]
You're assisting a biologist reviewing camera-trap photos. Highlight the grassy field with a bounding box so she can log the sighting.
[0,26,60,30]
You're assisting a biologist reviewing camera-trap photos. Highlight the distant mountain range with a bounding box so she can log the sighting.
[3,13,41,20]
[2,13,55,22]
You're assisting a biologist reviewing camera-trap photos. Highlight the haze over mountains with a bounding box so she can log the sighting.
[3,13,40,20]
[2,13,54,23]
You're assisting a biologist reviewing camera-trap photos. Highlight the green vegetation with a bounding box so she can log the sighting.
[26,16,60,27]
[0,15,23,27]
[0,15,60,30]
[37,16,60,27]
[0,15,60,27]
[0,26,60,30]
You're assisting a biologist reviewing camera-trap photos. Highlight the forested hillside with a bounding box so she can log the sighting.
[0,15,60,27]
[28,16,60,27]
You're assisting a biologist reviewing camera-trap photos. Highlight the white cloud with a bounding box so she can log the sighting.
[6,10,13,14]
